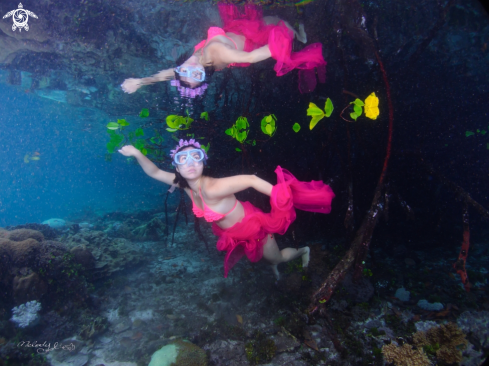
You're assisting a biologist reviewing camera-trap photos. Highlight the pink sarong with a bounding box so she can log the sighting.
[212,166,335,277]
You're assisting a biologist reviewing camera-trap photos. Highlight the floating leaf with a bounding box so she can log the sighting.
[166,128,178,132]
[135,128,144,137]
[481,130,487,135]
[465,131,475,137]
[324,98,334,117]
[353,104,363,117]
[236,116,249,130]
[236,130,248,143]
[252,140,256,146]
[350,112,359,121]
[201,143,210,153]
[139,108,149,118]
[307,102,324,116]
[24,154,29,163]
[107,122,119,130]
[200,111,209,121]
[166,115,181,129]
[293,123,301,132]
[236,147,242,152]
[364,92,380,120]
[225,127,235,137]
[141,148,148,156]
[352,98,365,107]
[261,114,277,137]
[309,115,324,130]
[117,119,129,126]
[134,139,145,150]
[150,136,162,144]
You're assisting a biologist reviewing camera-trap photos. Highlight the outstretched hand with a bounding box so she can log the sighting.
[121,78,141,94]
[118,145,139,156]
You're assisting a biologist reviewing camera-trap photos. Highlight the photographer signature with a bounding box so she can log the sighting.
[17,341,75,353]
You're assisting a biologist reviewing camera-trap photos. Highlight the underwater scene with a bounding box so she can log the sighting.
[0,0,489,365]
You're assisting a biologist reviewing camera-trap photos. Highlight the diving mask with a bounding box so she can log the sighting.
[175,66,206,82]
[173,148,205,166]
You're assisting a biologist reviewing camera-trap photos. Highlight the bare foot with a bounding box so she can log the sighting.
[302,246,310,268]
[271,264,280,281]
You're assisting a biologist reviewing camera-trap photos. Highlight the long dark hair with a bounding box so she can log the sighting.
[164,144,211,252]
[173,48,215,88]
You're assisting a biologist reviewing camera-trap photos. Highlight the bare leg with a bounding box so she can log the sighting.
[262,234,310,280]
[263,16,307,44]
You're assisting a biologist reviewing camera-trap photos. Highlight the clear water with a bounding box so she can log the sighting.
[0,0,488,365]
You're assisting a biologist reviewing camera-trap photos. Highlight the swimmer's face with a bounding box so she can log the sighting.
[175,146,204,179]
[178,55,205,88]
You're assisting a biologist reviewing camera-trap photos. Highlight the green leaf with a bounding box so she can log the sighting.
[307,103,324,116]
[139,108,149,118]
[106,142,117,153]
[134,139,145,150]
[266,115,272,123]
[352,98,365,107]
[110,134,123,143]
[117,119,129,126]
[350,112,359,121]
[166,115,181,129]
[477,129,480,133]
[252,140,256,146]
[265,124,273,135]
[236,117,249,130]
[236,130,248,143]
[465,131,475,137]
[309,115,324,130]
[141,148,148,155]
[150,136,162,144]
[107,129,116,136]
[353,104,363,117]
[166,128,178,132]
[183,117,194,128]
[107,122,119,130]
[225,127,235,137]
[135,128,144,137]
[481,130,487,135]
[200,111,209,121]
[201,143,210,153]
[236,147,242,152]
[293,123,301,132]
[324,98,334,117]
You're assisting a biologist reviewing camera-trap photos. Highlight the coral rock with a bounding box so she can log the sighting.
[7,229,44,242]
[13,272,47,304]
[70,245,95,268]
[382,343,431,366]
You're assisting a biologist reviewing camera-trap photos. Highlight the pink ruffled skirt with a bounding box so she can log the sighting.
[212,166,335,277]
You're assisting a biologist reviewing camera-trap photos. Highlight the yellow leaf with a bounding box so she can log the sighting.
[364,92,380,120]
[236,315,243,324]
[307,103,325,117]
[309,115,324,130]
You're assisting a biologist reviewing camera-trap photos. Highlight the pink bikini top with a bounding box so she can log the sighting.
[191,187,238,222]
[194,27,238,52]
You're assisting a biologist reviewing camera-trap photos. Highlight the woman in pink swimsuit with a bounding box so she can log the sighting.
[121,4,326,95]
[118,140,335,279]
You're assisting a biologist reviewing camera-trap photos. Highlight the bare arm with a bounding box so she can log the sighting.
[121,68,175,94]
[207,174,273,199]
[207,43,271,65]
[118,146,175,185]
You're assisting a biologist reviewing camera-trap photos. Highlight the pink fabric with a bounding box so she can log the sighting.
[217,4,327,91]
[212,166,335,277]
[191,187,238,222]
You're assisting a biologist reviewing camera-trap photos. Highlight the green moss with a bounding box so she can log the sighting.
[245,332,276,365]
